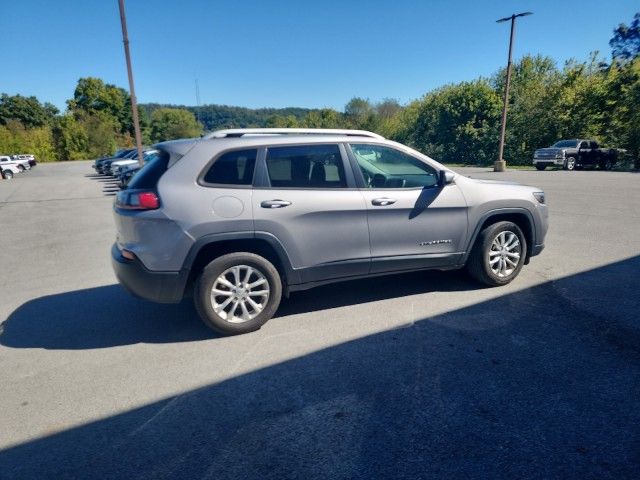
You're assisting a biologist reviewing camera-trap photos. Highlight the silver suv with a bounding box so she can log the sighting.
[112,129,548,335]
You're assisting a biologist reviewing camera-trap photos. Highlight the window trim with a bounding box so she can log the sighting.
[345,143,440,190]
[197,146,260,189]
[254,142,357,190]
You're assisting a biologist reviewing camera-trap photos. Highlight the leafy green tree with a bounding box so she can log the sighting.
[407,80,501,165]
[344,97,372,119]
[82,114,118,158]
[300,108,345,128]
[344,97,377,130]
[265,114,300,128]
[610,13,640,61]
[144,103,315,131]
[375,99,402,119]
[67,77,132,134]
[52,115,89,160]
[0,94,58,128]
[0,120,58,161]
[492,55,563,163]
[150,108,203,142]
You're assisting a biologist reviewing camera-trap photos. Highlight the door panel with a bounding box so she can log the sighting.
[348,143,468,274]
[360,186,468,272]
[253,144,370,283]
[253,189,370,281]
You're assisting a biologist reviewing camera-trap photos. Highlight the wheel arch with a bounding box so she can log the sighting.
[463,209,536,265]
[183,232,298,295]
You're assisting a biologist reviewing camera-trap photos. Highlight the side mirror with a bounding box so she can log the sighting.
[438,170,455,187]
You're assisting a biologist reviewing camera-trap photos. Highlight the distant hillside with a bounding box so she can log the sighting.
[140,103,318,132]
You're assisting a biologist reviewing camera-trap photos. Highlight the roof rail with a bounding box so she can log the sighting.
[206,128,384,140]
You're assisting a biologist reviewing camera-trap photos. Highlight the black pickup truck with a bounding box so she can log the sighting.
[533,139,618,171]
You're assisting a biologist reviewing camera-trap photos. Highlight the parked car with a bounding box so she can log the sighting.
[533,139,619,171]
[95,148,136,174]
[12,154,36,168]
[103,148,152,176]
[111,149,158,176]
[112,128,548,335]
[0,157,22,179]
[4,155,30,171]
[117,164,141,188]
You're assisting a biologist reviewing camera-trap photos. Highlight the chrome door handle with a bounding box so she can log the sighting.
[261,199,292,208]
[371,198,396,206]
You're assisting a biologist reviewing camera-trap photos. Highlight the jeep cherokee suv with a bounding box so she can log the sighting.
[112,128,548,335]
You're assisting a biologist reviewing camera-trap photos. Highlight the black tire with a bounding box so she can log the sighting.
[466,221,527,286]
[600,158,613,170]
[2,169,13,180]
[17,164,25,172]
[194,252,282,335]
[535,164,547,171]
[563,157,576,171]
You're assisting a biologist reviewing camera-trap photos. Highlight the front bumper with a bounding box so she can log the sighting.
[111,244,188,303]
[533,157,564,166]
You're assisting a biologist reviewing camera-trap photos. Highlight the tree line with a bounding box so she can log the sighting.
[0,78,203,162]
[1,12,638,167]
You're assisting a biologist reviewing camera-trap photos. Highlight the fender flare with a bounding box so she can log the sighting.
[461,208,537,265]
[181,231,301,285]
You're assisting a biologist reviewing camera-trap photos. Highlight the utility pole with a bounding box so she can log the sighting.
[118,0,144,168]
[195,78,201,125]
[495,12,533,172]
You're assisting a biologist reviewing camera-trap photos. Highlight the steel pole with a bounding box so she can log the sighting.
[118,0,144,168]
[495,15,516,172]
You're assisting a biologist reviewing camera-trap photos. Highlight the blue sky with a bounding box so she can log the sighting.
[2,0,637,111]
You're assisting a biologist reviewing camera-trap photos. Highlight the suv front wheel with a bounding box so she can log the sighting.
[466,221,527,286]
[194,252,282,335]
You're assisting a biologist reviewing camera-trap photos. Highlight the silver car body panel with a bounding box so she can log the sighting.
[112,131,548,299]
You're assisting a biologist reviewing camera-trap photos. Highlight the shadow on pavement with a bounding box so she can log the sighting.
[1,270,478,350]
[0,285,213,349]
[85,173,122,196]
[1,257,639,479]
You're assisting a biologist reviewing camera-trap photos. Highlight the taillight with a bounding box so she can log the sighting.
[116,190,160,210]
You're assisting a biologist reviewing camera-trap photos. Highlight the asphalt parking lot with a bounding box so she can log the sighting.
[1,161,639,479]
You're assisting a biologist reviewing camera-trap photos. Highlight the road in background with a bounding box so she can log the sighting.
[1,162,639,479]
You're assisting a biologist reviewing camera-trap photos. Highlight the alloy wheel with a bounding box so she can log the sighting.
[210,265,270,323]
[488,231,521,278]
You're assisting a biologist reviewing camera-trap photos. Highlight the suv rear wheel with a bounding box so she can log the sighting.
[467,221,527,286]
[535,164,547,171]
[194,252,282,335]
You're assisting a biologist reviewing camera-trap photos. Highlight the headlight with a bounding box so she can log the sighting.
[532,192,545,204]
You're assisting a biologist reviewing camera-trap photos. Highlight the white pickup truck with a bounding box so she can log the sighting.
[0,156,23,179]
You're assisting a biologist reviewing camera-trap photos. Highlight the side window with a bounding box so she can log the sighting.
[590,141,599,149]
[580,141,589,149]
[265,144,346,188]
[203,149,257,186]
[350,144,438,189]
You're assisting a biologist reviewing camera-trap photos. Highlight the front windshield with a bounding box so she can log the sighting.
[552,140,579,148]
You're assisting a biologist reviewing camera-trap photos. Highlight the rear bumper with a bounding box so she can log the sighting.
[111,244,188,303]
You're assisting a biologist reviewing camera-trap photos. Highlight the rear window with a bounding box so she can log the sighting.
[265,144,346,188]
[127,150,170,190]
[202,149,257,185]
